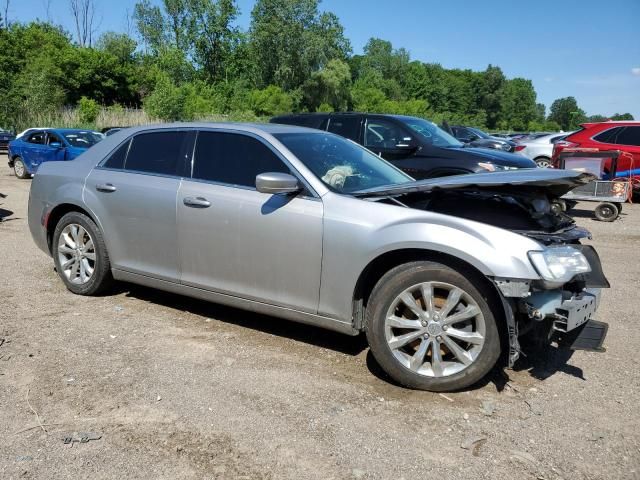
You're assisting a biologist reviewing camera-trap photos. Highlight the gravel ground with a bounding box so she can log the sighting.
[1,159,639,479]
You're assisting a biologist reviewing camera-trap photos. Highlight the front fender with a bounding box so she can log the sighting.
[318,193,543,322]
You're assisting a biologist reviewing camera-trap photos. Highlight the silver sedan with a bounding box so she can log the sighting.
[28,123,608,391]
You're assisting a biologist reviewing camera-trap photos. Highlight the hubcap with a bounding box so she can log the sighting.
[384,282,485,378]
[57,224,96,285]
[15,160,24,177]
[536,159,550,168]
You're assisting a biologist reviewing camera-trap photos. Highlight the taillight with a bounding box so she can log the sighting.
[554,140,578,149]
[514,145,526,152]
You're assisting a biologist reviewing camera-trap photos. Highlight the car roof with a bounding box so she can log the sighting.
[581,121,639,128]
[120,122,326,135]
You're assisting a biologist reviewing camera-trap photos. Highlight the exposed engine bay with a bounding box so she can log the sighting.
[378,186,589,245]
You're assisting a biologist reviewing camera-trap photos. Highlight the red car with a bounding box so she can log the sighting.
[552,121,640,188]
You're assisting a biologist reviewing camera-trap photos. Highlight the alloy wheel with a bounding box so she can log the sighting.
[57,223,96,285]
[384,281,486,377]
[14,160,25,177]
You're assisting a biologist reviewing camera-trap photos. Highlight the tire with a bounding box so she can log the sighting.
[534,157,551,168]
[365,261,501,392]
[594,202,618,222]
[52,211,114,295]
[13,157,29,179]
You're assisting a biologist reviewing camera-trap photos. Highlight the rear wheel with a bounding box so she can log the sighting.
[594,202,618,222]
[534,157,551,168]
[13,157,29,179]
[365,261,500,391]
[52,211,114,295]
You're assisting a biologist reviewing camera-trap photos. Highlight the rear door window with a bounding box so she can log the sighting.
[613,126,640,147]
[124,131,190,176]
[192,131,290,187]
[327,116,362,142]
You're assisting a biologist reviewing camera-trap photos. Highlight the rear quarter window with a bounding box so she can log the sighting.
[593,127,622,144]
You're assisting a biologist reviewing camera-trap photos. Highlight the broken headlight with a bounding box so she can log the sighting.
[528,246,591,286]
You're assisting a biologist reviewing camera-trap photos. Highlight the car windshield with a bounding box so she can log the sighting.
[274,132,413,193]
[469,127,491,139]
[398,117,463,148]
[62,131,102,148]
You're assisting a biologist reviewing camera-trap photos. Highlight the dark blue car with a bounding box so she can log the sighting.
[7,128,103,179]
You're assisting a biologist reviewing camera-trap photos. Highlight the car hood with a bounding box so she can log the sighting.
[353,169,595,198]
[456,146,535,166]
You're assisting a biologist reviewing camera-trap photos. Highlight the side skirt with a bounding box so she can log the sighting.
[112,268,359,336]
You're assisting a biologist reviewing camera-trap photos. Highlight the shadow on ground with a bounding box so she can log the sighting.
[121,282,369,357]
[118,282,585,391]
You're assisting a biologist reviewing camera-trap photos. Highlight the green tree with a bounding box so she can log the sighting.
[548,96,586,130]
[302,59,351,111]
[610,112,634,120]
[78,96,100,124]
[249,0,351,90]
[498,78,538,131]
[143,73,185,120]
[249,85,293,116]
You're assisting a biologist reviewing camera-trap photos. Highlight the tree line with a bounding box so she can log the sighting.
[0,0,633,132]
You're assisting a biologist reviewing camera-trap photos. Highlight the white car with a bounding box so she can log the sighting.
[515,133,570,168]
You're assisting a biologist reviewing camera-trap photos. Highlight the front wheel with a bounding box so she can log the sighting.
[365,261,500,391]
[52,211,114,295]
[594,202,618,222]
[13,157,29,179]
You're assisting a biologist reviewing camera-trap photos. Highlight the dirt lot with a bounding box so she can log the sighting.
[1,158,639,480]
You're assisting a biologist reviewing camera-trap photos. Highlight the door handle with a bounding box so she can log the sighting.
[183,196,211,208]
[96,183,117,193]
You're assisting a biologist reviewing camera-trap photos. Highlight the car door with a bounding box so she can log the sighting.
[610,126,640,179]
[84,130,193,281]
[177,130,323,313]
[22,131,48,170]
[363,116,416,161]
[43,131,68,163]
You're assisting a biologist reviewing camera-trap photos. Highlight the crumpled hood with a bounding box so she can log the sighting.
[354,169,595,198]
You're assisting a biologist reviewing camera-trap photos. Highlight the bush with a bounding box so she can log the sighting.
[143,74,185,121]
[248,85,293,117]
[78,97,101,124]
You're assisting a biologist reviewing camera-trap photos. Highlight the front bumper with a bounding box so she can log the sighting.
[523,288,602,332]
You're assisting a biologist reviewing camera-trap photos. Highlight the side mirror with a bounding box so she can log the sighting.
[394,137,417,150]
[256,172,301,195]
[50,142,63,148]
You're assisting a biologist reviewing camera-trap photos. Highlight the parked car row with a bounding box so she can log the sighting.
[270,113,536,178]
[7,128,104,178]
[28,122,610,392]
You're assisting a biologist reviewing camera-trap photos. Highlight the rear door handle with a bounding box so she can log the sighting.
[96,183,117,193]
[183,196,211,208]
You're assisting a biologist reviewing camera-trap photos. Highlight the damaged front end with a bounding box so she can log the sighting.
[357,170,610,366]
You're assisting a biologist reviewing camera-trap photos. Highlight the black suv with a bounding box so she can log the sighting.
[270,113,535,179]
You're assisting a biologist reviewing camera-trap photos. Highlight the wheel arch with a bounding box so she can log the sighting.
[46,203,99,254]
[352,248,510,358]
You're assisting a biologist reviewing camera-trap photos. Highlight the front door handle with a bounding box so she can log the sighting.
[96,183,117,193]
[183,196,211,208]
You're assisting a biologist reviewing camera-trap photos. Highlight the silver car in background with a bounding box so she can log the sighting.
[515,133,569,168]
[28,123,609,391]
